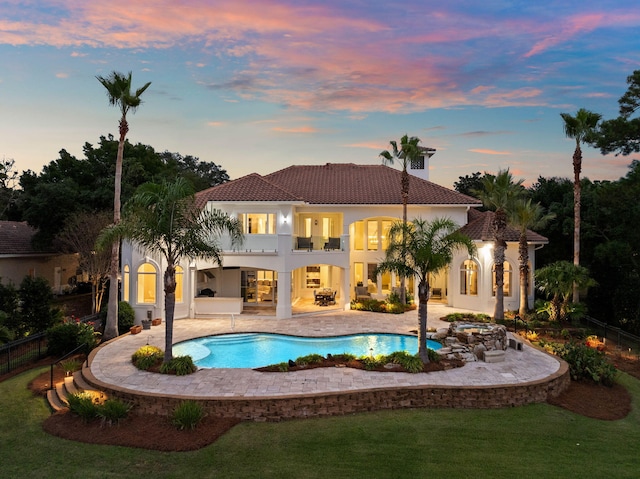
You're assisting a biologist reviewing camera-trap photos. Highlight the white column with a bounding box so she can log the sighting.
[276,271,292,319]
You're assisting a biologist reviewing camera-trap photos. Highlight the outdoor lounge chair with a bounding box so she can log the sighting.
[323,237,341,250]
[355,286,371,301]
[296,236,313,251]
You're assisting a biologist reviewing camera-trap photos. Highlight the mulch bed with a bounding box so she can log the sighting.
[42,411,241,452]
[255,356,465,373]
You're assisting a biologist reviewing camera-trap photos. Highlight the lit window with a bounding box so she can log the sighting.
[137,263,157,304]
[123,265,130,302]
[367,221,378,251]
[367,263,377,294]
[354,221,364,251]
[460,260,478,296]
[175,266,183,303]
[354,262,364,286]
[238,213,275,234]
[492,261,512,297]
[381,220,391,250]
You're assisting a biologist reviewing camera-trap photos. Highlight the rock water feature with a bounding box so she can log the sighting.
[428,322,509,362]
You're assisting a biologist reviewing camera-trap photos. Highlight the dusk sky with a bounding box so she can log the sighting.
[1,0,639,188]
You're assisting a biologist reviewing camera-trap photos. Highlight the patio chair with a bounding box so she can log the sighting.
[355,286,371,301]
[323,237,341,250]
[296,236,313,251]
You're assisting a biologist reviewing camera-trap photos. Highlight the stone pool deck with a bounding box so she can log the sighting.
[84,305,569,420]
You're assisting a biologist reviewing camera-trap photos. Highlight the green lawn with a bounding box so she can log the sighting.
[1,367,639,479]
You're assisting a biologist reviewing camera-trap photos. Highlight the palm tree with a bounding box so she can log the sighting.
[476,169,524,321]
[98,178,243,364]
[509,198,555,316]
[376,218,475,363]
[97,71,151,341]
[560,108,601,303]
[535,261,596,321]
[379,135,425,305]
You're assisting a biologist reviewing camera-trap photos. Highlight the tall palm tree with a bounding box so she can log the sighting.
[509,198,555,316]
[98,178,243,364]
[476,169,524,320]
[560,108,601,303]
[97,71,151,341]
[376,218,475,363]
[379,135,424,305]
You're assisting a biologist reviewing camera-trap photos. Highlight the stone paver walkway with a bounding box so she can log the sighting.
[89,304,562,399]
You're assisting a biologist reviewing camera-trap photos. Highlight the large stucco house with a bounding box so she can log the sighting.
[121,161,547,323]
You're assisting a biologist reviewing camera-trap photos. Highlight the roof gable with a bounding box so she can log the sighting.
[458,210,548,243]
[195,173,303,208]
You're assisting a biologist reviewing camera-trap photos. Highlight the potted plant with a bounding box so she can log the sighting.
[151,317,162,326]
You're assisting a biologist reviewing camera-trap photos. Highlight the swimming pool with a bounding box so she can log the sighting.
[173,333,442,369]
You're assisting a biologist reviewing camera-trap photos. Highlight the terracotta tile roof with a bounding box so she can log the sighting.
[458,210,548,243]
[195,173,303,208]
[197,164,481,206]
[0,221,46,255]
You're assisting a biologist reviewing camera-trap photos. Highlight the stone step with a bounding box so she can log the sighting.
[45,369,109,413]
[55,382,69,405]
[46,389,67,412]
[73,370,94,391]
[64,377,80,396]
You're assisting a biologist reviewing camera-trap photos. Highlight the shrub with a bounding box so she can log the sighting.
[160,355,197,375]
[360,354,384,370]
[19,276,58,334]
[99,301,137,336]
[67,392,99,421]
[96,398,131,426]
[59,358,82,375]
[117,302,135,335]
[172,401,204,430]
[294,353,324,366]
[331,353,356,362]
[350,298,408,314]
[386,351,423,373]
[443,312,492,323]
[427,347,441,363]
[552,341,618,386]
[47,321,99,357]
[131,345,164,370]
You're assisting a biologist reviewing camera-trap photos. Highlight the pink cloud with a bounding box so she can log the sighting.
[524,11,640,57]
[271,126,318,133]
[469,149,511,156]
[2,1,639,115]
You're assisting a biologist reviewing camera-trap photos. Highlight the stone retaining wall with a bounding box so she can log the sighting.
[83,356,570,422]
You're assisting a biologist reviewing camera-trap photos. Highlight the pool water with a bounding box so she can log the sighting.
[173,333,442,369]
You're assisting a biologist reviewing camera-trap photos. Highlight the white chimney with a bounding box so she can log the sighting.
[408,147,436,181]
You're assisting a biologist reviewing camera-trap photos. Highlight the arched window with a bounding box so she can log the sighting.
[492,261,512,297]
[460,260,478,295]
[123,264,130,302]
[137,263,157,304]
[175,266,184,303]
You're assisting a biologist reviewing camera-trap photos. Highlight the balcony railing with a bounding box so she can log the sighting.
[215,234,347,253]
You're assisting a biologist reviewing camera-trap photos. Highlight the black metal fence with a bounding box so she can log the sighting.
[0,313,101,377]
[0,332,48,376]
[580,316,640,357]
